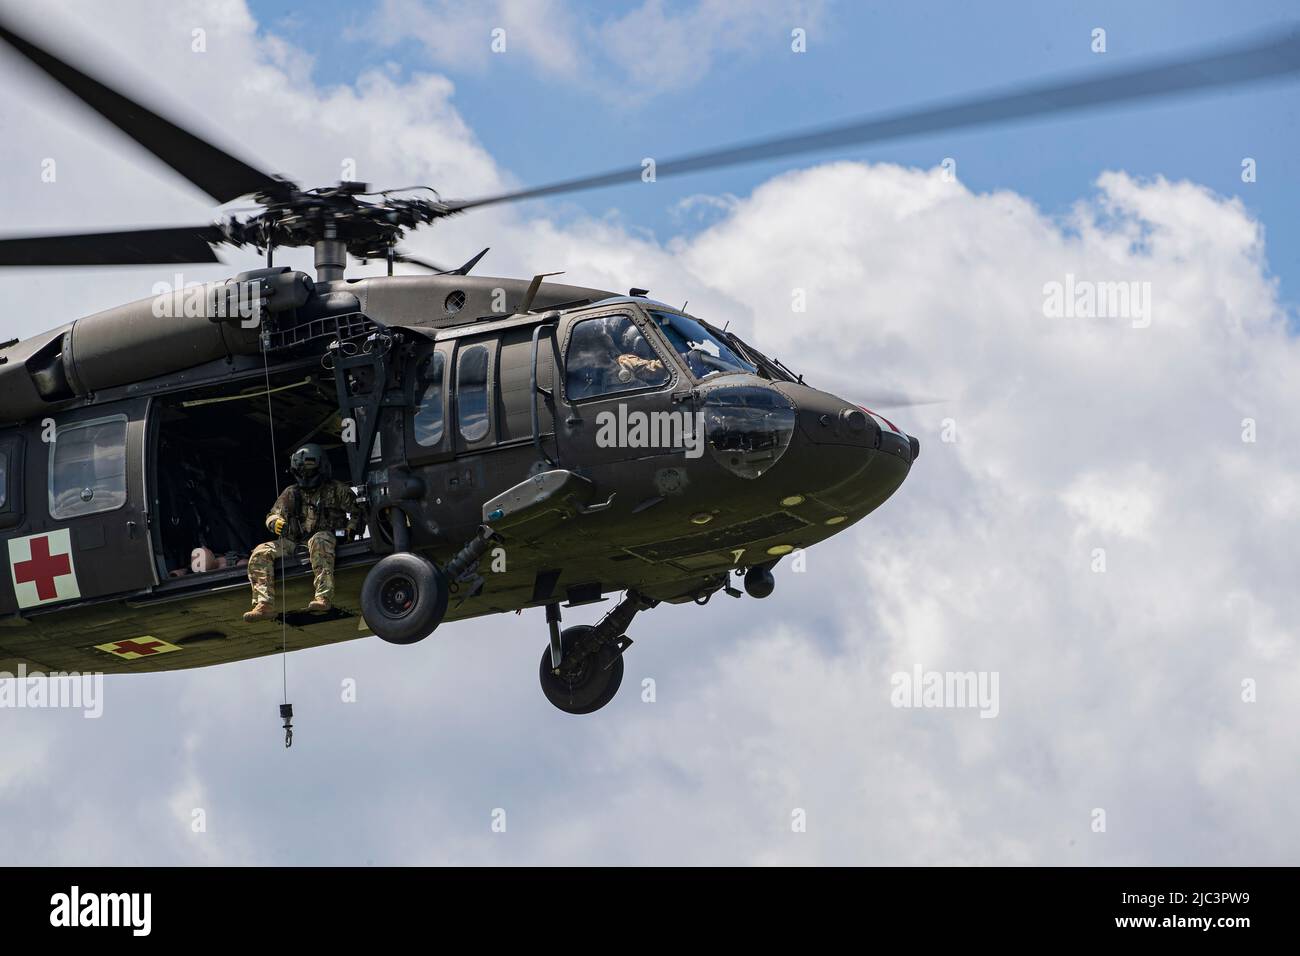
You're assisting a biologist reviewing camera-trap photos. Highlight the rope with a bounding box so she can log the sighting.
[260,335,288,706]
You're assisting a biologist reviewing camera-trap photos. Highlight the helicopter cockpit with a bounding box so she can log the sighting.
[617,306,803,480]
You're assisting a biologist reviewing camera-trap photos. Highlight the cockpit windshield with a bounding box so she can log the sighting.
[722,333,801,384]
[647,310,757,381]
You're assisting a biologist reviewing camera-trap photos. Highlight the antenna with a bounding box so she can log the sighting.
[448,247,489,275]
[519,272,565,314]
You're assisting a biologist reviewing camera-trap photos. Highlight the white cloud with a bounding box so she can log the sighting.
[367,0,582,78]
[0,1,1296,865]
[597,0,826,99]
[1060,466,1160,541]
[367,0,826,102]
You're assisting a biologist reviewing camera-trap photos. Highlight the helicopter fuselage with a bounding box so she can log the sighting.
[0,273,915,675]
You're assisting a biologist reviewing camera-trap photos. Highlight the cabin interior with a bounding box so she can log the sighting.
[152,371,349,578]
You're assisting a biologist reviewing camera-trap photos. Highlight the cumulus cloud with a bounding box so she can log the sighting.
[596,0,826,99]
[366,0,583,79]
[0,1,1296,865]
[367,0,826,102]
[665,162,1300,864]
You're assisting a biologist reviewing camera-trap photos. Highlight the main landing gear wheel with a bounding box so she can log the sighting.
[539,625,625,715]
[361,552,448,645]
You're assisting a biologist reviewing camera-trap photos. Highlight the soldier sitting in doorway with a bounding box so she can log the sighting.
[243,444,362,622]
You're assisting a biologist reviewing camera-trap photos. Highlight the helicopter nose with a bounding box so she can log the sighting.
[769,382,917,518]
[855,406,921,463]
[781,384,918,464]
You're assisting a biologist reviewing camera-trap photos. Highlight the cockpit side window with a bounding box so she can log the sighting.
[565,314,670,401]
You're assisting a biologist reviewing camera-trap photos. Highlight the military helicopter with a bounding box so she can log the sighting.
[0,18,1296,715]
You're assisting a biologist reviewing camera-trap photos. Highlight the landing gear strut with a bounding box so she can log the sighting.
[539,590,656,715]
[360,524,497,645]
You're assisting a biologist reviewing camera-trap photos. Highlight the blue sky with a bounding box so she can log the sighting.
[249,0,1300,305]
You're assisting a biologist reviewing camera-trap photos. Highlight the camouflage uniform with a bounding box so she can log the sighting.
[247,480,359,607]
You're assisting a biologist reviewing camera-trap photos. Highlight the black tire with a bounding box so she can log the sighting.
[539,625,625,715]
[360,552,448,645]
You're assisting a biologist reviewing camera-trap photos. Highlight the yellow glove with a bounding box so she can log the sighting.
[268,516,286,536]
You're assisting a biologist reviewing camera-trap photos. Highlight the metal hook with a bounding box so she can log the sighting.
[279,703,294,749]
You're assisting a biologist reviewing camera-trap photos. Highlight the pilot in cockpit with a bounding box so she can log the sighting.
[613,319,665,384]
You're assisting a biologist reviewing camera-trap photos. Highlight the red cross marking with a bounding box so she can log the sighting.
[111,640,165,656]
[14,536,72,601]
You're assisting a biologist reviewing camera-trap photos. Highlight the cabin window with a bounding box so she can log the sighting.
[413,351,446,447]
[565,314,669,401]
[48,415,128,519]
[456,344,490,443]
[0,437,23,529]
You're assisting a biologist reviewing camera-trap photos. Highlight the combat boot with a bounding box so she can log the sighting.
[243,602,276,623]
[305,596,331,613]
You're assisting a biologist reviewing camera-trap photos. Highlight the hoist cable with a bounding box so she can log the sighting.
[259,335,288,706]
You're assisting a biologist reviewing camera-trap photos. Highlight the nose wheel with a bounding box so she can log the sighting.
[538,591,654,715]
[539,625,626,715]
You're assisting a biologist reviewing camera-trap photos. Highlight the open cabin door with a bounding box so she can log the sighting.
[0,397,156,616]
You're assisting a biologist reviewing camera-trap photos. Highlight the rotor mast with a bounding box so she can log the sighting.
[314,224,347,283]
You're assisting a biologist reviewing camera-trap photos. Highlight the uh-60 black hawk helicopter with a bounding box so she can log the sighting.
[0,18,1296,716]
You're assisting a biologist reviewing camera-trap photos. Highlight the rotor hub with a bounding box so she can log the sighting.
[221,183,463,260]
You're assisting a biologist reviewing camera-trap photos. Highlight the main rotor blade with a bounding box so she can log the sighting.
[856,394,949,411]
[448,25,1300,212]
[811,374,950,410]
[0,18,285,204]
[0,226,223,266]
